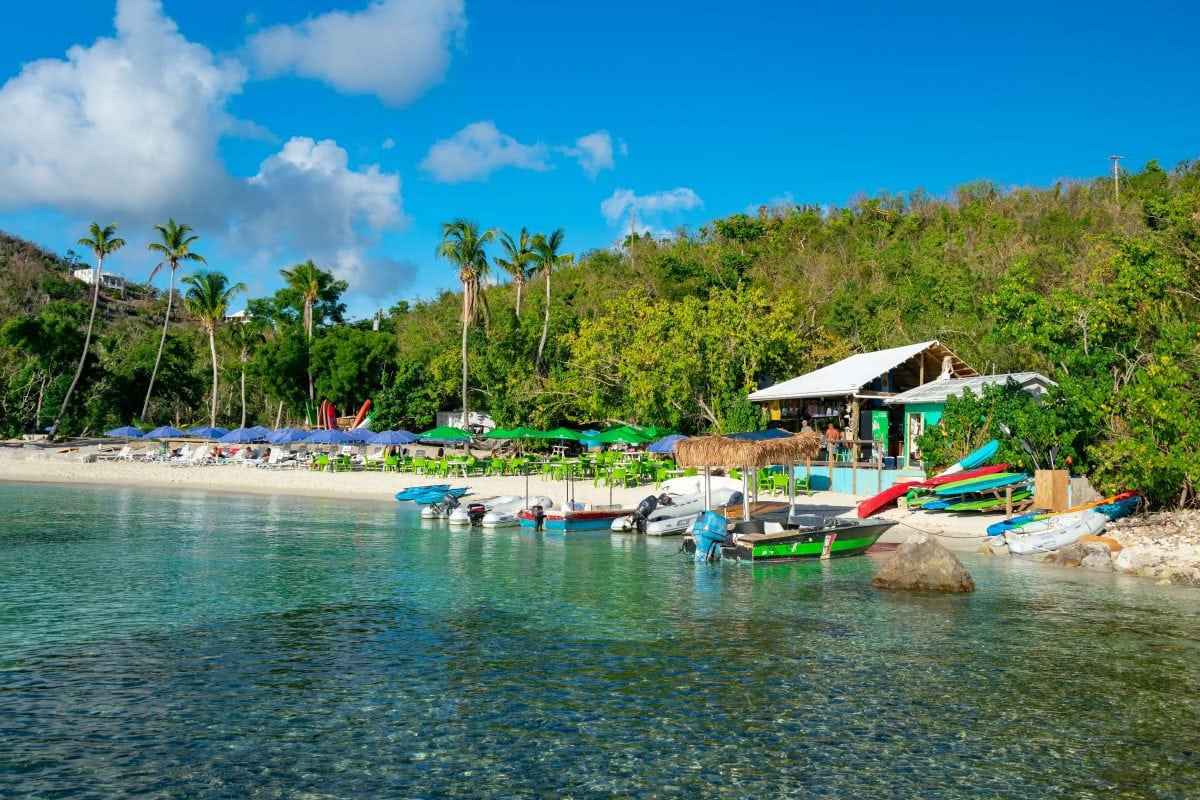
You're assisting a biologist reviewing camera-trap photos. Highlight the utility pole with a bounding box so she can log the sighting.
[1109,155,1124,202]
[629,207,636,269]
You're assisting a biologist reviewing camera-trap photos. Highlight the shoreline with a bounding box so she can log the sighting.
[5,445,1196,582]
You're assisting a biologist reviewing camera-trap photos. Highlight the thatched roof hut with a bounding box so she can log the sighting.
[676,431,821,468]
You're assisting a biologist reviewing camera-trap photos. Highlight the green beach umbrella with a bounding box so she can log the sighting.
[483,427,513,439]
[541,427,582,441]
[593,426,652,445]
[419,425,471,440]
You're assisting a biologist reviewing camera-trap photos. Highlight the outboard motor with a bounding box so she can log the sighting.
[691,511,730,561]
[727,491,743,508]
[632,495,659,534]
[431,492,460,517]
[467,503,487,526]
[531,504,546,532]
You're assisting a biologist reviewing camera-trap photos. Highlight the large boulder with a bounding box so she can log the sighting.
[871,532,975,593]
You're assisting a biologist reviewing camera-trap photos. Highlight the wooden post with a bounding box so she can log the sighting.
[850,398,861,464]
[1034,470,1069,512]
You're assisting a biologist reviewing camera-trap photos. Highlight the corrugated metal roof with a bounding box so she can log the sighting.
[748,341,972,401]
[883,372,1056,405]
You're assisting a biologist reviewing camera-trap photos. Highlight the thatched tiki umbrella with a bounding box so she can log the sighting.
[676,432,822,520]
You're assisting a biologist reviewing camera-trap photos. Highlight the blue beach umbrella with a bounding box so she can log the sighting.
[247,425,271,439]
[343,428,374,442]
[305,429,354,445]
[267,427,309,444]
[145,425,187,439]
[367,430,419,446]
[727,428,792,441]
[219,427,268,444]
[104,425,144,438]
[647,434,689,454]
[185,425,229,439]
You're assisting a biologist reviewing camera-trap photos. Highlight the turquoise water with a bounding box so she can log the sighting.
[1,483,1198,798]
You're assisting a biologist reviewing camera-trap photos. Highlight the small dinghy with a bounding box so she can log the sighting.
[419,489,471,519]
[610,488,741,535]
[1004,510,1108,555]
[447,495,522,526]
[481,496,554,528]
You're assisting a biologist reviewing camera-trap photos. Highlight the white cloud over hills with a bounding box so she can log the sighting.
[419,121,552,183]
[600,187,703,226]
[0,0,412,309]
[248,0,467,107]
[421,123,622,182]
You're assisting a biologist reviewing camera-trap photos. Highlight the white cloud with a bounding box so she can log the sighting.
[561,130,617,179]
[332,250,419,301]
[382,137,395,150]
[600,187,703,226]
[0,0,244,216]
[419,121,551,183]
[0,1,414,311]
[248,0,466,106]
[236,137,405,255]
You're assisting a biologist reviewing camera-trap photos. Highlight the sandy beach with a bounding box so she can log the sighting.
[0,442,996,549]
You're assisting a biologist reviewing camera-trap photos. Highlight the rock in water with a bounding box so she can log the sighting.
[871,532,975,593]
[1113,548,1143,575]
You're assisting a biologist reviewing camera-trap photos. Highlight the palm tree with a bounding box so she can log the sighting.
[181,270,246,428]
[493,227,536,317]
[142,219,205,421]
[48,222,126,438]
[531,228,573,376]
[227,316,264,428]
[436,219,495,433]
[279,259,334,401]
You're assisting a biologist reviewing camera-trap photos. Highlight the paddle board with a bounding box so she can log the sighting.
[919,463,1009,488]
[922,499,957,510]
[857,481,922,518]
[935,472,1029,497]
[352,399,372,429]
[945,489,1032,512]
[936,439,999,477]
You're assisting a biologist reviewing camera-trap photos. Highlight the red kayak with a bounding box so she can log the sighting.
[856,464,1011,518]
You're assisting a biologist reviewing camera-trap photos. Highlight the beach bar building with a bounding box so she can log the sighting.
[747,341,977,478]
[884,372,1056,468]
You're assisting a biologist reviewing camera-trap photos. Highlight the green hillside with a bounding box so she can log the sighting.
[2,158,1197,505]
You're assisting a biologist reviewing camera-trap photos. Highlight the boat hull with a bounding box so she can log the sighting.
[684,518,896,562]
[518,508,630,532]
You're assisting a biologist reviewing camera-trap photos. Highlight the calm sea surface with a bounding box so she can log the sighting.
[1,482,1198,798]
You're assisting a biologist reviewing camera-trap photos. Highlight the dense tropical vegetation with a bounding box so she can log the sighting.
[0,158,1197,505]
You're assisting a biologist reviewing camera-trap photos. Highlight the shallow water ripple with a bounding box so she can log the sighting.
[1,483,1198,798]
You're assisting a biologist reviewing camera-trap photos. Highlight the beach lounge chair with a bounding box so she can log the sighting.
[96,445,132,462]
[166,444,192,464]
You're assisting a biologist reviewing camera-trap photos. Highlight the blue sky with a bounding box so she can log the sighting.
[0,0,1196,318]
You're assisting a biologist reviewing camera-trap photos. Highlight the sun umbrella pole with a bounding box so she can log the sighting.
[789,459,796,509]
[742,467,750,521]
[704,466,711,511]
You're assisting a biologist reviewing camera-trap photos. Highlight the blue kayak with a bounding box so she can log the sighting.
[410,487,469,504]
[395,484,450,501]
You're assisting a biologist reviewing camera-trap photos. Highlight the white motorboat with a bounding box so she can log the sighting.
[447,495,523,526]
[1004,510,1108,555]
[481,496,555,528]
[611,487,742,535]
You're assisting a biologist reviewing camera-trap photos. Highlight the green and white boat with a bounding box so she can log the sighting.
[684,509,897,563]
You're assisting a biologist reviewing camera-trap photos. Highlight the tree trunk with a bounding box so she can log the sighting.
[535,269,551,376]
[515,280,523,318]
[306,299,314,402]
[274,400,284,429]
[208,326,219,428]
[142,267,174,421]
[461,294,470,433]
[239,359,247,429]
[49,255,103,438]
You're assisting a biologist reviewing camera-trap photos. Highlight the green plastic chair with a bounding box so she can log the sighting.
[383,456,399,473]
